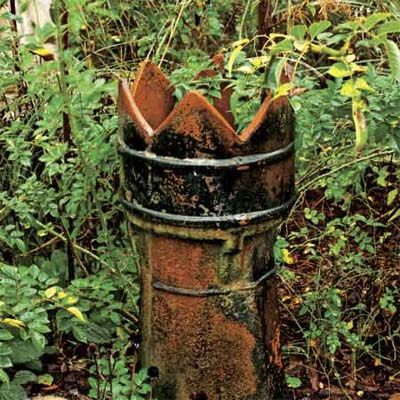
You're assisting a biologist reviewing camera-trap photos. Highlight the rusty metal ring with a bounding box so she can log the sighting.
[152,267,277,297]
[121,194,296,227]
[117,137,294,169]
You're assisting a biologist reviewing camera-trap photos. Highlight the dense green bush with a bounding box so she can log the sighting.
[0,0,399,398]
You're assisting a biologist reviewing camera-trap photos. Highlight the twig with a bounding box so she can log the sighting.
[286,149,395,222]
[158,0,189,66]
[34,220,114,272]
[21,236,59,256]
[299,149,395,193]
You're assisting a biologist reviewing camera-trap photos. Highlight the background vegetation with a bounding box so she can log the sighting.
[0,0,399,398]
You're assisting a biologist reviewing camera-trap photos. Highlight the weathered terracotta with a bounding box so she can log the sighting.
[119,61,295,400]
[194,57,235,127]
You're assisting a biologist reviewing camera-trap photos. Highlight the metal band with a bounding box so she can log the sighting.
[153,268,277,297]
[118,137,294,170]
[121,194,296,227]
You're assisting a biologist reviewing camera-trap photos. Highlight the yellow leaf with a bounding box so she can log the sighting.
[248,55,271,67]
[355,78,374,92]
[345,54,356,63]
[65,296,79,305]
[353,98,368,153]
[347,320,354,330]
[58,291,67,299]
[227,45,245,77]
[387,189,399,206]
[350,62,367,73]
[389,208,400,222]
[272,83,294,100]
[235,65,254,74]
[31,47,54,57]
[2,318,25,329]
[293,297,303,305]
[45,287,57,299]
[328,63,352,78]
[374,358,382,366]
[341,80,360,97]
[282,248,294,265]
[38,373,54,386]
[231,38,250,48]
[67,307,85,322]
[294,40,310,52]
[116,327,125,340]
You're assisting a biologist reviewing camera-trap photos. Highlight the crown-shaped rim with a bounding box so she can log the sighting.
[119,60,292,155]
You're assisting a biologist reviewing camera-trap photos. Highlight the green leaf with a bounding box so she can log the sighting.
[385,39,400,82]
[71,325,87,343]
[0,382,27,400]
[307,4,316,17]
[0,357,11,369]
[387,189,398,206]
[14,239,26,252]
[363,13,389,31]
[270,38,293,54]
[378,21,400,36]
[286,375,302,388]
[9,339,44,365]
[0,370,8,385]
[0,331,13,341]
[328,63,352,78]
[31,331,46,350]
[13,371,37,385]
[86,323,113,344]
[335,20,360,31]
[291,25,307,40]
[266,58,286,91]
[38,374,53,386]
[0,344,12,357]
[309,20,331,40]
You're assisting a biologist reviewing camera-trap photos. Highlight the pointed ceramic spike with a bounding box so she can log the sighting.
[194,69,235,128]
[131,61,175,131]
[239,94,294,154]
[152,91,238,158]
[119,80,153,149]
[214,85,234,127]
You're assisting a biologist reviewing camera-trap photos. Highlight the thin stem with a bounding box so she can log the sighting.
[158,0,190,66]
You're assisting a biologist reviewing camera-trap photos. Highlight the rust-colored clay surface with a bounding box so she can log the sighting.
[138,232,272,399]
[151,293,259,399]
[152,91,237,158]
[118,80,153,147]
[119,61,293,157]
[131,61,175,130]
[119,60,294,400]
[149,235,217,289]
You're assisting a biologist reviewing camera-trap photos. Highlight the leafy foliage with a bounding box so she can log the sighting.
[0,0,399,398]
